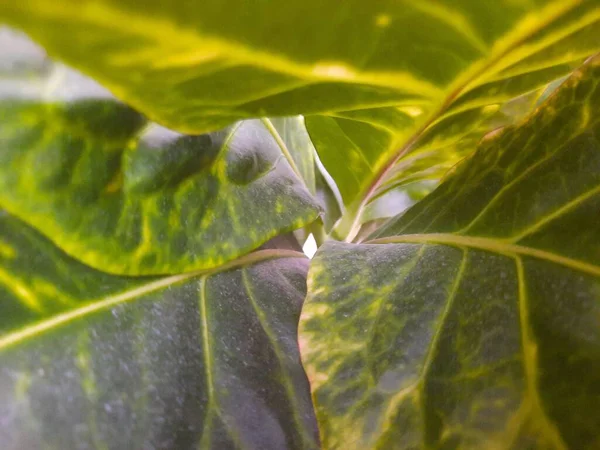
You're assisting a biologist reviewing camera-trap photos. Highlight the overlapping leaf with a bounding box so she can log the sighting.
[0,212,318,449]
[0,30,319,275]
[267,116,342,240]
[303,1,600,237]
[267,117,316,195]
[3,1,598,240]
[0,1,596,136]
[300,56,600,449]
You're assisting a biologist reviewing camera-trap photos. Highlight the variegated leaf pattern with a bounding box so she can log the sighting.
[300,55,600,449]
[0,29,320,275]
[0,212,319,450]
[3,1,598,239]
[304,1,600,237]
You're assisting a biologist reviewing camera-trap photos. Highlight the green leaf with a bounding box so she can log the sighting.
[301,2,600,238]
[314,157,343,233]
[359,180,438,229]
[0,212,319,449]
[0,1,596,136]
[0,30,319,275]
[266,117,317,195]
[300,56,600,448]
[266,116,344,241]
[4,2,597,240]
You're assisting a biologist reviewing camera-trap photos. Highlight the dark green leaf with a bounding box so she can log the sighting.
[300,56,600,449]
[0,212,318,449]
[0,30,319,275]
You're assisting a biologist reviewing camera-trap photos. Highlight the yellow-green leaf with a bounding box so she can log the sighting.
[1,0,597,136]
[302,1,599,238]
[0,30,319,275]
[300,55,600,449]
[0,212,319,449]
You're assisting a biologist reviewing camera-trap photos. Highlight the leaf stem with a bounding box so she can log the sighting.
[333,2,581,242]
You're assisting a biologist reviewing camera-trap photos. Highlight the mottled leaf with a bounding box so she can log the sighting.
[0,30,319,275]
[0,212,318,450]
[0,1,596,137]
[300,56,600,449]
[303,1,599,238]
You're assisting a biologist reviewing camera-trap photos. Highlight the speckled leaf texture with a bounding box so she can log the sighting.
[0,212,319,449]
[0,29,319,275]
[300,56,600,449]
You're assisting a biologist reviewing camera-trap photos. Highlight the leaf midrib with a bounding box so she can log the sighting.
[337,0,587,240]
[515,257,568,449]
[366,233,600,277]
[0,249,306,352]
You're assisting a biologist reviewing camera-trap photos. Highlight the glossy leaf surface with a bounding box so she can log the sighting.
[4,1,598,242]
[303,1,600,237]
[0,0,596,136]
[0,30,319,275]
[0,212,318,450]
[300,56,600,449]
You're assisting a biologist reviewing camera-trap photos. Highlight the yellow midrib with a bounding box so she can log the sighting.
[366,233,600,277]
[515,258,569,450]
[335,0,590,241]
[0,249,305,352]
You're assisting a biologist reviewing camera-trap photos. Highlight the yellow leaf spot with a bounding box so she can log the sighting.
[0,240,15,259]
[482,104,500,115]
[15,373,31,400]
[14,284,43,312]
[104,171,123,194]
[302,303,330,320]
[375,14,391,28]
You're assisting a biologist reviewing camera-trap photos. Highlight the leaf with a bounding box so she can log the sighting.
[266,117,317,195]
[359,180,438,229]
[300,56,600,448]
[0,29,320,275]
[314,156,343,233]
[0,211,319,449]
[0,1,596,136]
[302,2,600,238]
[4,2,597,240]
[263,116,343,242]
